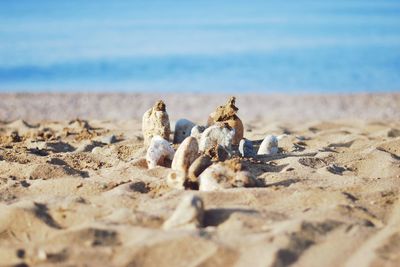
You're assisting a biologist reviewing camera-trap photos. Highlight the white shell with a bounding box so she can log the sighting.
[162,194,204,229]
[198,125,235,152]
[146,135,175,169]
[171,136,199,173]
[173,119,196,144]
[257,135,279,155]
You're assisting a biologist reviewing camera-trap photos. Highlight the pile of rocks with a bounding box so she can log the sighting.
[142,97,279,191]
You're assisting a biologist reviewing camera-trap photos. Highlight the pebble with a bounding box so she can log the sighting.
[91,146,102,154]
[257,135,279,155]
[173,119,196,144]
[162,194,204,230]
[142,100,171,146]
[187,155,213,182]
[100,134,117,145]
[171,136,199,173]
[198,124,234,152]
[239,139,255,158]
[75,140,98,152]
[146,135,175,169]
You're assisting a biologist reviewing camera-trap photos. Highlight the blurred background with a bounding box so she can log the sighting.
[0,0,400,93]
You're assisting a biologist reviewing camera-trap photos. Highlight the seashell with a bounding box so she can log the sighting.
[206,96,243,145]
[142,100,171,146]
[198,124,234,152]
[190,125,206,142]
[166,170,186,190]
[257,135,279,155]
[162,194,204,230]
[171,136,199,174]
[187,155,213,182]
[198,159,256,191]
[173,119,196,144]
[239,138,255,158]
[146,135,175,169]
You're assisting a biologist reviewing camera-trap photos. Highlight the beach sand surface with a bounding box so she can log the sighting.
[0,93,399,266]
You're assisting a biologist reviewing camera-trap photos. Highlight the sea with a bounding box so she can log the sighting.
[0,0,400,93]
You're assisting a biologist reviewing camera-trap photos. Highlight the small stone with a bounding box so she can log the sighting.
[146,135,175,169]
[142,100,171,146]
[173,119,196,144]
[198,159,256,191]
[296,135,310,141]
[100,183,108,190]
[75,140,103,152]
[257,135,279,155]
[16,249,25,259]
[239,139,255,158]
[190,125,206,142]
[91,146,102,154]
[188,155,213,182]
[199,124,234,152]
[171,136,199,173]
[100,134,117,145]
[163,194,204,230]
[37,249,47,260]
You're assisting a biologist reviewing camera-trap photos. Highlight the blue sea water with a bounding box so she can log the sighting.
[0,0,400,93]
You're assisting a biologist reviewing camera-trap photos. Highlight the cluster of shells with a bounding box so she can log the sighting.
[142,97,279,191]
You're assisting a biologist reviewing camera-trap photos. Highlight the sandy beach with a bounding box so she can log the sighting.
[0,93,399,267]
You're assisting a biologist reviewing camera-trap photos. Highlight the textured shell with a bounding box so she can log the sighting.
[173,119,196,144]
[162,194,204,229]
[142,104,171,146]
[257,135,279,155]
[146,135,175,169]
[198,162,255,191]
[198,124,234,152]
[171,136,199,173]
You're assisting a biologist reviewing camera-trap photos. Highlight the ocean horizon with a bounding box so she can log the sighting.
[1,0,400,93]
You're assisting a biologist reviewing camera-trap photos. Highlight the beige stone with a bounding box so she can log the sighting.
[142,100,171,146]
[171,136,199,174]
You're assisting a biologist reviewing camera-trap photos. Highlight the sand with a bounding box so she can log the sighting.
[0,93,399,267]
